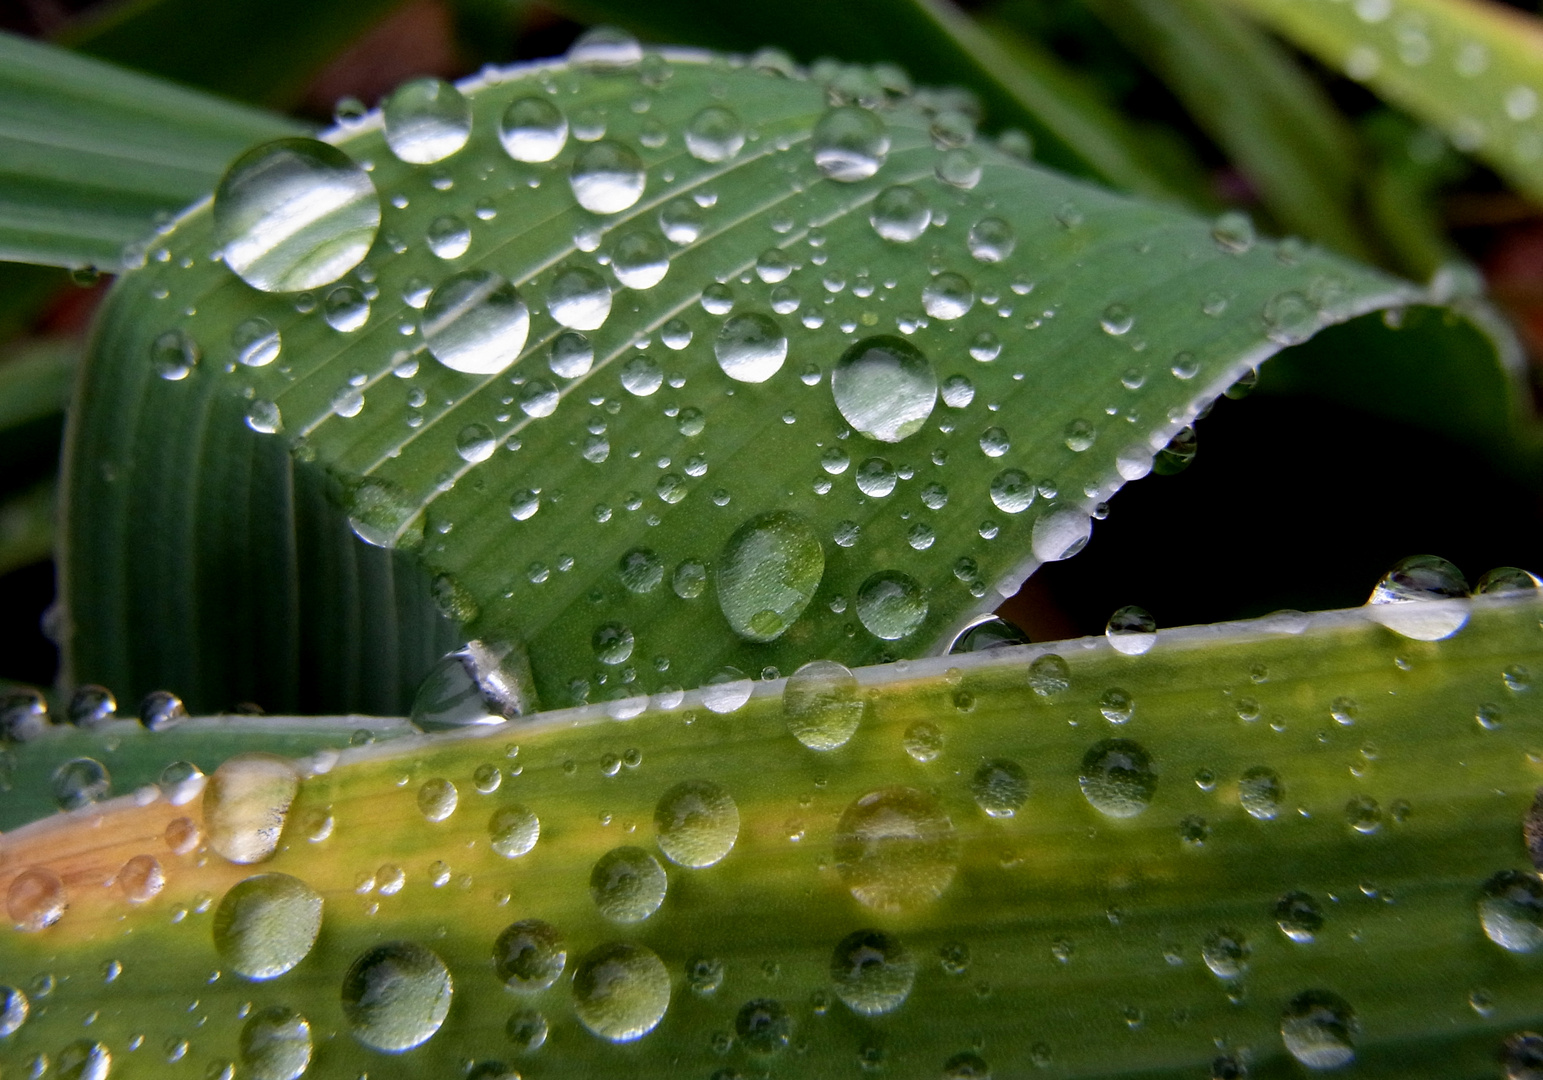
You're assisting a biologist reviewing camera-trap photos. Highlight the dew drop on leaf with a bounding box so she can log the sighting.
[1079,739,1156,818]
[714,312,788,383]
[340,941,453,1052]
[572,942,670,1042]
[716,511,824,642]
[783,660,864,750]
[831,335,937,443]
[493,919,566,990]
[834,787,958,912]
[655,780,740,867]
[203,753,299,864]
[382,77,471,164]
[212,873,322,980]
[499,96,569,162]
[590,847,668,923]
[812,106,890,181]
[239,1006,312,1080]
[570,140,646,214]
[422,269,530,375]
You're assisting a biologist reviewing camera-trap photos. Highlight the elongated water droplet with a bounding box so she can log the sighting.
[716,511,824,642]
[499,97,568,162]
[655,780,739,867]
[341,942,453,1052]
[783,660,864,750]
[494,919,566,991]
[383,78,471,164]
[572,942,670,1043]
[812,107,889,180]
[203,754,299,864]
[570,141,646,214]
[1032,503,1091,562]
[832,335,937,443]
[56,1040,110,1080]
[214,139,380,293]
[834,786,958,911]
[714,312,787,383]
[213,873,323,980]
[0,986,28,1037]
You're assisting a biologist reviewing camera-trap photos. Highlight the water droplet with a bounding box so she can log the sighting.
[903,721,943,762]
[52,756,110,811]
[426,214,471,259]
[547,331,593,379]
[612,229,671,290]
[702,667,754,713]
[570,140,646,214]
[500,96,568,162]
[1201,930,1249,978]
[1366,554,1470,640]
[660,199,704,244]
[547,265,612,330]
[383,77,470,164]
[989,469,1034,514]
[832,335,937,443]
[239,1006,312,1080]
[246,400,282,434]
[1239,766,1283,820]
[1280,990,1357,1069]
[506,1007,548,1052]
[1478,566,1542,594]
[231,317,281,369]
[1480,870,1543,951]
[151,328,199,381]
[951,617,1030,652]
[856,457,897,497]
[422,269,530,375]
[870,185,931,242]
[7,867,65,932]
[673,559,707,598]
[967,217,1015,262]
[1345,794,1382,834]
[922,273,974,320]
[715,312,787,383]
[411,641,529,731]
[1031,503,1091,562]
[489,804,541,858]
[656,780,739,867]
[0,986,28,1036]
[341,942,453,1052]
[591,847,668,922]
[812,107,890,180]
[494,919,566,990]
[118,854,165,903]
[56,1041,110,1080]
[716,511,824,642]
[1276,891,1324,942]
[827,929,915,1017]
[213,138,379,293]
[1080,739,1156,818]
[971,759,1028,818]
[615,351,661,396]
[1211,211,1255,254]
[944,1051,990,1079]
[685,105,746,162]
[416,777,458,822]
[1028,653,1071,696]
[572,942,670,1042]
[834,786,959,911]
[856,570,927,640]
[203,754,299,864]
[213,873,323,980]
[736,998,791,1054]
[936,147,981,187]
[783,660,864,750]
[978,426,1009,457]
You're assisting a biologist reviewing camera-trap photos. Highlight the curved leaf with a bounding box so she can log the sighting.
[3,594,1543,1077]
[62,47,1523,713]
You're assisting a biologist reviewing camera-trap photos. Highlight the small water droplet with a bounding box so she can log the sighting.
[831,929,915,1015]
[685,105,746,162]
[870,185,931,242]
[1239,766,1283,820]
[856,570,927,640]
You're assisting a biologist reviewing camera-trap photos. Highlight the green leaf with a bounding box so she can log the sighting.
[60,48,1524,715]
[0,31,303,270]
[58,0,410,111]
[1070,0,1379,259]
[544,0,1208,199]
[0,335,78,441]
[4,593,1542,1076]
[1222,0,1543,204]
[0,477,54,577]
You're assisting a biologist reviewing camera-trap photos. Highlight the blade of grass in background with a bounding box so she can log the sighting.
[543,0,1210,200]
[1222,0,1543,206]
[0,31,304,270]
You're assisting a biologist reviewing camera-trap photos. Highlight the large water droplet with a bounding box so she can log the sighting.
[341,942,453,1052]
[834,786,959,912]
[856,570,927,640]
[7,867,65,932]
[420,269,530,375]
[714,312,787,383]
[831,929,915,1015]
[202,753,299,864]
[570,140,646,214]
[812,107,890,181]
[382,78,471,164]
[571,942,670,1042]
[499,97,568,162]
[1366,554,1470,640]
[240,1006,312,1080]
[870,185,931,242]
[716,511,824,642]
[1032,503,1091,562]
[550,331,593,378]
[494,919,566,991]
[213,873,323,980]
[214,138,379,293]
[612,230,671,290]
[655,780,739,867]
[783,660,864,750]
[1105,605,1156,655]
[971,759,1029,817]
[411,641,529,731]
[834,338,936,448]
[1280,990,1357,1069]
[685,106,746,162]
[591,847,668,922]
[1079,739,1156,818]
[1480,870,1543,951]
[547,265,612,330]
